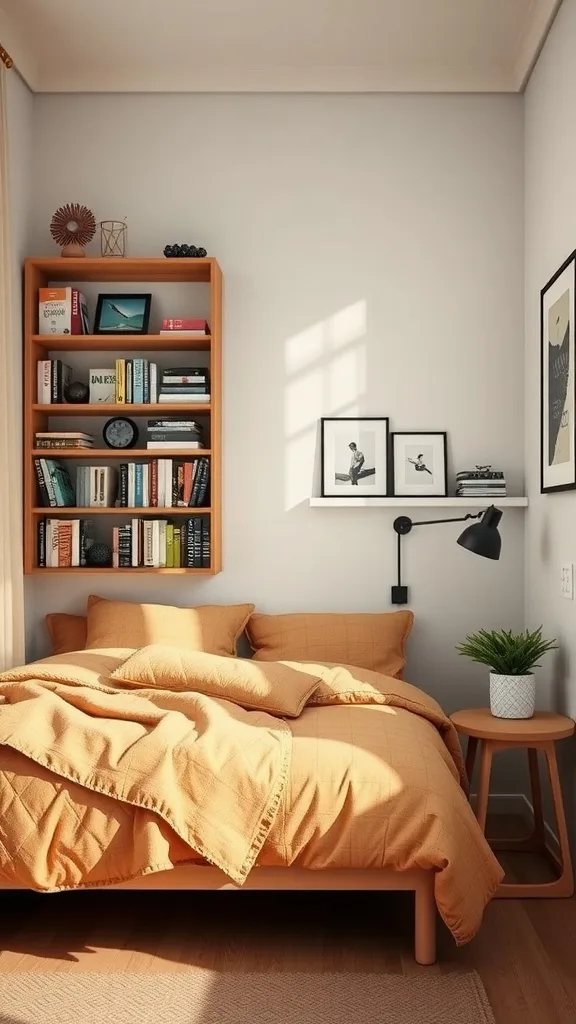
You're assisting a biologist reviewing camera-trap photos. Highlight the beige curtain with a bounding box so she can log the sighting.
[0,62,25,669]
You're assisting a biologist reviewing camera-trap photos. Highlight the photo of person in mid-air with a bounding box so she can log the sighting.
[348,441,365,484]
[407,453,432,475]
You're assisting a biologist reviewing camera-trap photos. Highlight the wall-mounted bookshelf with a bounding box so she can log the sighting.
[24,257,222,575]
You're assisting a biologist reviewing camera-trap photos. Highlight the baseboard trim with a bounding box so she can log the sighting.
[470,791,560,854]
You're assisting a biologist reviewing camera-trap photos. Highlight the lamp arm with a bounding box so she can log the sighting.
[392,510,484,591]
[411,511,484,528]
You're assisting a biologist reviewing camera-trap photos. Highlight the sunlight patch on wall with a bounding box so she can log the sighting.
[284,301,367,511]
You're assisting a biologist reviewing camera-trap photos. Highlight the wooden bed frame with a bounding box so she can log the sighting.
[4,866,436,966]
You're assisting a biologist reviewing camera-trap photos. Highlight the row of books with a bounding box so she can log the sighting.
[36,516,211,569]
[159,366,210,404]
[37,360,73,403]
[113,516,210,568]
[455,468,506,498]
[34,457,210,509]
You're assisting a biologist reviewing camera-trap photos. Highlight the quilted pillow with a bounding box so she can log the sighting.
[45,613,88,655]
[86,596,254,656]
[111,646,322,717]
[246,611,414,678]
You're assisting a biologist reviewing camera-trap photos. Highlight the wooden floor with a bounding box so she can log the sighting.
[1,822,575,1024]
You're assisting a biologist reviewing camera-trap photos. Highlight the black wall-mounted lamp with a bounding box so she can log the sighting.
[391,505,503,605]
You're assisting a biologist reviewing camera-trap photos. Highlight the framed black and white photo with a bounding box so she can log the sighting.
[391,432,448,497]
[541,251,576,493]
[94,293,152,335]
[321,417,389,497]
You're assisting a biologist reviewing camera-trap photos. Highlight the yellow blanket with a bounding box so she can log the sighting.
[0,650,503,944]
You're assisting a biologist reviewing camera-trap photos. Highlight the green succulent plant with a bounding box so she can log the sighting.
[456,626,557,676]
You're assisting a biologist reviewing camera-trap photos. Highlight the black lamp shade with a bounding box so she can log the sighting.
[457,505,502,561]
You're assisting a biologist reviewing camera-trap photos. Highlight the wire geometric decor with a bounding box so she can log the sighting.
[100,220,127,258]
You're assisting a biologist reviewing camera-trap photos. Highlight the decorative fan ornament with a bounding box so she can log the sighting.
[50,203,96,258]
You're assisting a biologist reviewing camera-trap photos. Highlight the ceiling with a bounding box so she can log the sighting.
[0,0,562,93]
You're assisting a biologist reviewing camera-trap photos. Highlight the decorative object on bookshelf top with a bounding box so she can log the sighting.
[164,244,207,258]
[64,381,89,404]
[100,220,127,258]
[50,204,96,258]
[94,293,151,335]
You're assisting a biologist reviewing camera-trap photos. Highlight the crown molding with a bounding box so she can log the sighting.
[0,5,38,90]
[514,0,563,90]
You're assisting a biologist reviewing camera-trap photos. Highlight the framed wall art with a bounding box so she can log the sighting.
[541,250,576,493]
[321,417,389,497]
[391,431,448,498]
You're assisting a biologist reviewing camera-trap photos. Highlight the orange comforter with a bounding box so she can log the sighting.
[0,650,502,943]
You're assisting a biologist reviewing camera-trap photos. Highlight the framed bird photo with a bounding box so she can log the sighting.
[94,293,152,335]
[320,417,389,497]
[391,431,448,497]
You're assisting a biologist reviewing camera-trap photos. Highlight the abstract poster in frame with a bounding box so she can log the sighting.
[541,250,576,493]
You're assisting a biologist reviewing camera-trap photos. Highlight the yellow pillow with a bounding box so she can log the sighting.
[86,596,254,656]
[246,611,414,678]
[111,646,322,717]
[45,613,88,655]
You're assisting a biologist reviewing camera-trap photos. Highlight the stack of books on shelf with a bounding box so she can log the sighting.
[146,418,205,450]
[455,467,507,498]
[117,457,210,509]
[37,359,73,403]
[35,431,94,450]
[39,287,89,336]
[37,519,94,567]
[76,467,118,508]
[34,459,77,507]
[112,516,210,568]
[159,366,210,404]
[160,318,210,336]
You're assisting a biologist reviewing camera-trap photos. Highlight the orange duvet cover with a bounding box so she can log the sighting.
[0,650,502,943]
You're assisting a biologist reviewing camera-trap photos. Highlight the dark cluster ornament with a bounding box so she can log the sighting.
[163,244,207,258]
[85,542,113,568]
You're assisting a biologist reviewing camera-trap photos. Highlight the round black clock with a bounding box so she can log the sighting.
[103,416,139,450]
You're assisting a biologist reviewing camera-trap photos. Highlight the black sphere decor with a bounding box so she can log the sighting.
[163,244,207,258]
[64,381,89,404]
[85,542,113,568]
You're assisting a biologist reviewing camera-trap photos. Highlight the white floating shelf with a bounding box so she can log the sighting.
[309,497,528,508]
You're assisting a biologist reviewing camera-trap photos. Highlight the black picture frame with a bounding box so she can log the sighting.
[540,250,576,493]
[390,431,448,498]
[320,417,390,497]
[94,293,152,335]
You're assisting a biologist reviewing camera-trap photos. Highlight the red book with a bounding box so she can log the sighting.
[161,319,209,332]
[183,462,193,506]
[150,460,158,508]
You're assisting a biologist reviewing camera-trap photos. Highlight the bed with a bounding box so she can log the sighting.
[0,604,504,966]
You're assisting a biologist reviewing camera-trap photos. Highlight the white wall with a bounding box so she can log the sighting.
[525,0,576,839]
[7,69,33,388]
[27,93,525,732]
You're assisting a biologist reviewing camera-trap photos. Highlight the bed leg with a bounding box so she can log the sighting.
[414,875,436,966]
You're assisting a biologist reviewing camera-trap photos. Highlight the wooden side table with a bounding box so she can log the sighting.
[450,708,575,898]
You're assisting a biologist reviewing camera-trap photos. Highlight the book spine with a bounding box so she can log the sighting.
[164,459,173,507]
[201,515,210,568]
[133,359,143,403]
[152,520,160,567]
[112,526,119,568]
[34,459,51,507]
[118,464,127,507]
[54,462,76,506]
[128,463,135,507]
[166,523,174,568]
[197,459,210,506]
[40,460,58,507]
[143,521,154,567]
[135,463,143,507]
[58,522,72,567]
[116,359,126,404]
[80,292,90,334]
[51,360,61,404]
[183,461,193,506]
[49,520,59,567]
[37,518,46,568]
[150,363,158,404]
[131,517,140,567]
[37,360,52,404]
[126,360,133,403]
[71,289,82,335]
[150,460,158,507]
[161,319,209,331]
[71,520,80,566]
[143,360,150,403]
[159,520,167,568]
[193,516,202,567]
[173,528,181,569]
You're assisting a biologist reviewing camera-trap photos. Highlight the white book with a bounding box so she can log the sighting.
[39,459,57,507]
[158,520,167,568]
[37,360,52,404]
[47,519,59,568]
[112,527,119,569]
[147,441,203,450]
[164,459,173,507]
[89,368,116,404]
[128,464,136,508]
[131,518,139,567]
[142,463,149,508]
[150,363,158,404]
[71,520,80,567]
[158,394,210,403]
[159,330,207,336]
[152,520,160,567]
[143,521,154,566]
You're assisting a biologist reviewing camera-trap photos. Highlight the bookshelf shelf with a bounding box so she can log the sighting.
[31,449,212,459]
[32,403,212,415]
[24,256,222,574]
[33,334,212,352]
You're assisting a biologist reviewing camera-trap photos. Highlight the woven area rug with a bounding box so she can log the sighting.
[0,970,495,1023]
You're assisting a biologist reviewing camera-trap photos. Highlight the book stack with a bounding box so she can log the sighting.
[34,459,77,507]
[455,467,506,498]
[117,457,210,508]
[113,359,159,404]
[76,467,118,508]
[146,418,205,450]
[113,516,210,568]
[35,431,94,450]
[37,519,94,568]
[159,366,210,404]
[37,360,73,403]
[160,318,210,336]
[38,287,89,336]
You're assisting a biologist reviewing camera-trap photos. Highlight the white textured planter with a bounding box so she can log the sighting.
[489,673,535,719]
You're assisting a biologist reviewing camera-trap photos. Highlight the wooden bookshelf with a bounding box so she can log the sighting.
[24,257,222,575]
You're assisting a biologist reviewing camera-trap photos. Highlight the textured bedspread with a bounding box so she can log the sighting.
[0,651,503,943]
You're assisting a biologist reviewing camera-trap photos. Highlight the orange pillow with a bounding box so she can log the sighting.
[45,613,88,655]
[246,611,414,678]
[86,595,254,656]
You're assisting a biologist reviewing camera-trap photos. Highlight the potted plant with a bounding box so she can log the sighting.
[456,627,557,719]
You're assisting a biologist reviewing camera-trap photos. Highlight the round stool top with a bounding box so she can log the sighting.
[450,707,575,742]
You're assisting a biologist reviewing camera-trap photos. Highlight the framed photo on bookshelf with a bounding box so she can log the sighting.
[94,293,152,335]
[391,431,448,497]
[320,417,389,497]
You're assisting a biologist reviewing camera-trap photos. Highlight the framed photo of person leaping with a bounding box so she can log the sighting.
[391,431,448,497]
[320,417,390,497]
